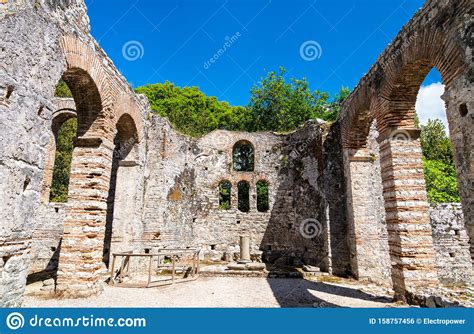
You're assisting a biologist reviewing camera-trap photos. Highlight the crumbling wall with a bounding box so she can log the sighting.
[140,117,333,267]
[28,203,65,282]
[430,203,472,285]
[0,3,67,307]
[339,0,473,298]
[322,123,351,276]
[0,0,147,304]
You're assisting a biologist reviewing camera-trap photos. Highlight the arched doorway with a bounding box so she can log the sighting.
[342,28,472,301]
[103,114,139,267]
[55,66,114,297]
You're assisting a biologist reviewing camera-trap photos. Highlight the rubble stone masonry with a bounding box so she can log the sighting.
[0,0,472,306]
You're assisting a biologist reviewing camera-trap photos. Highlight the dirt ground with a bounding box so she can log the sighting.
[24,276,402,308]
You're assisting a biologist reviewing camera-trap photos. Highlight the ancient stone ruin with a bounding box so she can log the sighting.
[0,0,472,307]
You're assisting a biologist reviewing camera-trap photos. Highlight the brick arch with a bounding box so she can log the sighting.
[56,35,120,297]
[60,36,144,142]
[342,28,467,147]
[51,108,77,134]
[40,104,78,203]
[256,178,270,186]
[59,35,114,138]
[340,85,374,149]
[375,28,467,133]
[114,93,144,143]
[366,28,467,299]
[339,4,472,301]
[114,113,139,160]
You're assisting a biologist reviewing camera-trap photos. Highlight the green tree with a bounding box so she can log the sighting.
[419,118,460,203]
[218,181,232,210]
[247,67,330,132]
[54,79,73,98]
[420,119,453,165]
[50,79,75,202]
[256,180,269,212]
[135,81,248,137]
[323,87,350,122]
[423,159,460,203]
[135,68,348,137]
[50,118,77,202]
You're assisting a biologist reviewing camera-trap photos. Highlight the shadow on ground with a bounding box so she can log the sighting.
[266,278,394,307]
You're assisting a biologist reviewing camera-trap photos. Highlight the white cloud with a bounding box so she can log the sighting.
[415,82,448,130]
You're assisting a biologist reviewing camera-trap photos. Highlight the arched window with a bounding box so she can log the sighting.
[256,180,269,212]
[237,181,250,212]
[218,180,232,210]
[47,78,77,203]
[233,140,254,171]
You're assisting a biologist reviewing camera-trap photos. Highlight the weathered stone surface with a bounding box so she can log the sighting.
[303,265,320,273]
[430,203,472,285]
[0,0,146,304]
[1,0,472,308]
[339,0,473,300]
[139,118,333,268]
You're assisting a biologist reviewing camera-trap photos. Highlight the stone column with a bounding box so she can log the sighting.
[109,160,139,258]
[239,236,251,263]
[40,133,56,203]
[378,128,438,299]
[230,182,238,210]
[56,137,114,297]
[249,182,257,212]
[343,147,382,280]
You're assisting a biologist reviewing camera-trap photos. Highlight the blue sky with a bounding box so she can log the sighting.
[85,0,441,108]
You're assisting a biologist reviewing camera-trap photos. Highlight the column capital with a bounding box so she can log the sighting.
[377,127,421,143]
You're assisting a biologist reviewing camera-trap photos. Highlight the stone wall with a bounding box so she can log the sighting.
[28,203,66,282]
[137,117,340,270]
[2,0,472,307]
[339,0,473,299]
[0,3,67,307]
[0,0,147,304]
[430,203,473,285]
[28,114,349,278]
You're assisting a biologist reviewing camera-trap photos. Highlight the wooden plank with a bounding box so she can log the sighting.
[147,256,153,288]
[109,254,116,285]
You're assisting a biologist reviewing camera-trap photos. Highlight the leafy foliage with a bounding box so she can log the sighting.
[218,181,232,210]
[54,79,73,98]
[247,67,330,132]
[49,118,76,202]
[135,81,250,137]
[135,68,349,137]
[423,159,460,203]
[419,119,460,203]
[324,86,351,122]
[420,119,453,165]
[256,180,269,212]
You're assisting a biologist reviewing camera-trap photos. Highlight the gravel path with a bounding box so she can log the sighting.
[24,277,400,308]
